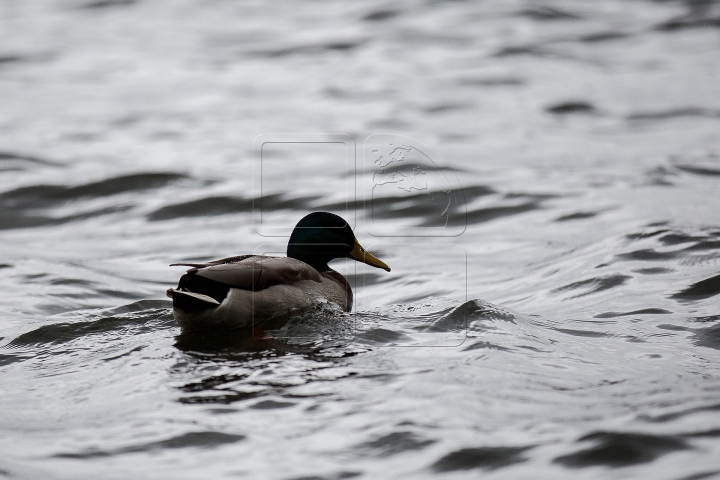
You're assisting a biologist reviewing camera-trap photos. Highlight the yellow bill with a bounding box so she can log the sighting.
[348,239,391,272]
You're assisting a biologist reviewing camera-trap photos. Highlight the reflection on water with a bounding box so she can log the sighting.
[1,0,720,478]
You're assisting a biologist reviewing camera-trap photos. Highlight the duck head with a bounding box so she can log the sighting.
[287,212,391,273]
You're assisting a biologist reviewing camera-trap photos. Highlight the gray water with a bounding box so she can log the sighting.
[1,0,720,478]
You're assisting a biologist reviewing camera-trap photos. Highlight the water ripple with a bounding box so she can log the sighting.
[553,431,691,468]
[431,446,532,472]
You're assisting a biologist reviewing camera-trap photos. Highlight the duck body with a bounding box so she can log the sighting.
[168,255,352,330]
[167,212,389,331]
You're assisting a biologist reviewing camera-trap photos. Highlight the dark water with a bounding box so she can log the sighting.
[1,0,720,478]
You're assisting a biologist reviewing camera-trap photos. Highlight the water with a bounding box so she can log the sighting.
[1,0,720,478]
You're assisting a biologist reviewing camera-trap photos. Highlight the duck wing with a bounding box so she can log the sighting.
[176,256,322,294]
[197,256,322,290]
[170,255,254,270]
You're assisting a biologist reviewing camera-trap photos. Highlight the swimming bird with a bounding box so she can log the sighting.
[166,212,390,331]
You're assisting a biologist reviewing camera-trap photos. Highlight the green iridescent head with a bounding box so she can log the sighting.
[287,212,390,273]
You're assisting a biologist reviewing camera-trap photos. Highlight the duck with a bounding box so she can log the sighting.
[166,212,390,331]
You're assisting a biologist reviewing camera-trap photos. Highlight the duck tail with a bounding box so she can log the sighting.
[167,288,220,313]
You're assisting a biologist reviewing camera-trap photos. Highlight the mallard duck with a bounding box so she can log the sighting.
[166,212,390,331]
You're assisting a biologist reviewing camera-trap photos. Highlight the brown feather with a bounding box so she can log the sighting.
[193,256,323,292]
[170,255,254,272]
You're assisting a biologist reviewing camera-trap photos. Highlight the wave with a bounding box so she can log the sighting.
[1,172,186,206]
[0,151,59,171]
[5,300,173,349]
[627,107,720,121]
[0,172,187,229]
[357,431,434,458]
[148,193,324,221]
[672,274,720,302]
[546,101,596,115]
[432,446,532,472]
[554,431,690,468]
[55,431,244,458]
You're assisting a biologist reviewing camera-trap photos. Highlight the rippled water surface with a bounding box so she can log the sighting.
[1,0,720,478]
